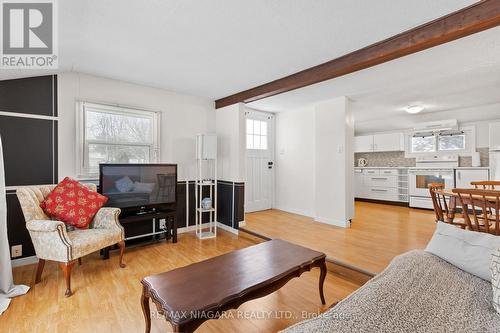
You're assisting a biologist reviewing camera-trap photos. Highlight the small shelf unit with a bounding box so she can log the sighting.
[195,134,217,239]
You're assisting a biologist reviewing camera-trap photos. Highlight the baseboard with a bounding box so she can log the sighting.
[217,222,239,235]
[275,206,314,218]
[238,220,246,227]
[314,216,351,228]
[11,255,38,267]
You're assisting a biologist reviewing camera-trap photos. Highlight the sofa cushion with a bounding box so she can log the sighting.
[40,177,108,229]
[67,228,122,259]
[492,248,500,316]
[425,221,500,281]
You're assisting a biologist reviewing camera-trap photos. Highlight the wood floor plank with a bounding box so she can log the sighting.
[5,231,360,333]
[244,201,436,274]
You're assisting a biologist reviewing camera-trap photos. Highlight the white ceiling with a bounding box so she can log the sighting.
[0,0,478,100]
[248,26,500,134]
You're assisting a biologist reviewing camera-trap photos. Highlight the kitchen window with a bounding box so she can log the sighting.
[78,102,160,177]
[408,126,473,156]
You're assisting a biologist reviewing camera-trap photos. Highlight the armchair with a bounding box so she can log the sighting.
[16,184,126,297]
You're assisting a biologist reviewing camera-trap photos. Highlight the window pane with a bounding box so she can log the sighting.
[411,136,435,153]
[246,119,254,135]
[261,136,267,150]
[87,143,150,173]
[438,135,465,151]
[253,135,261,149]
[260,121,267,136]
[86,110,153,144]
[253,121,261,135]
[246,134,254,149]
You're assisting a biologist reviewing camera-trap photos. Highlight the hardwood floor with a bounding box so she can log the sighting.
[244,201,437,274]
[5,231,361,333]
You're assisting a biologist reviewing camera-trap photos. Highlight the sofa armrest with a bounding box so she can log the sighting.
[93,207,123,231]
[26,219,66,233]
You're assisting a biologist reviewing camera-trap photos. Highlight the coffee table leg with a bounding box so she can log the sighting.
[319,260,326,305]
[141,292,151,333]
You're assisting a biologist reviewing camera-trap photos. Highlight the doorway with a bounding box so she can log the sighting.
[245,110,275,212]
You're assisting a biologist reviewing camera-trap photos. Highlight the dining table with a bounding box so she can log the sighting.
[435,189,499,224]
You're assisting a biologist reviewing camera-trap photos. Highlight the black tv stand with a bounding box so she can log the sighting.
[102,207,177,260]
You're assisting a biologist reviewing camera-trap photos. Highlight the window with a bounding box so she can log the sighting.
[79,102,160,177]
[438,133,465,151]
[411,134,436,153]
[408,128,472,156]
[246,119,268,150]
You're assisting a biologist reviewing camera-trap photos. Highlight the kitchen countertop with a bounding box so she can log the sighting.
[354,166,409,169]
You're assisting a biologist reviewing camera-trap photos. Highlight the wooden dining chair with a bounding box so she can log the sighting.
[428,183,446,223]
[471,181,500,190]
[428,183,465,227]
[452,188,500,235]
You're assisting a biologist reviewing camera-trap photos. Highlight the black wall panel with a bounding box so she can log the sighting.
[0,76,56,116]
[0,116,56,186]
[1,75,57,259]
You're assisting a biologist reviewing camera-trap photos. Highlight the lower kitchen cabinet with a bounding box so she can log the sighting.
[354,168,408,203]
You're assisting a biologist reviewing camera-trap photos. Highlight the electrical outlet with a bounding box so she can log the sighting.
[11,245,22,258]
[159,219,166,230]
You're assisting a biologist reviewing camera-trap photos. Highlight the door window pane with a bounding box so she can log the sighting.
[246,119,269,150]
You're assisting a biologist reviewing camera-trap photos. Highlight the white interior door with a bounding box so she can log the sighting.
[245,112,274,212]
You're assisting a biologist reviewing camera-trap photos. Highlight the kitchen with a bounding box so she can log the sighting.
[354,119,499,210]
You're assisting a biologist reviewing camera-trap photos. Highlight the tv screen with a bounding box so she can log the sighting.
[99,164,177,208]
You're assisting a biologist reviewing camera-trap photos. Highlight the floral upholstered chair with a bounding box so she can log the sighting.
[16,184,126,297]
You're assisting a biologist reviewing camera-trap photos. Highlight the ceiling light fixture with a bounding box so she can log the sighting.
[406,105,424,114]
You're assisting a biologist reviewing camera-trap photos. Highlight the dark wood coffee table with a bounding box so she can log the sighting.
[141,239,327,333]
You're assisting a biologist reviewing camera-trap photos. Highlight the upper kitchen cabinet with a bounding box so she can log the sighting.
[354,133,404,153]
[490,122,500,150]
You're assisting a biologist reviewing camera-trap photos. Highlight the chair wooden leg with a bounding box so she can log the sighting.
[118,241,126,268]
[59,261,76,297]
[78,258,82,266]
[34,259,45,285]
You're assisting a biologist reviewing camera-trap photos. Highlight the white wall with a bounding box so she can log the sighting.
[275,105,315,216]
[215,103,246,182]
[57,72,215,181]
[314,97,353,227]
[274,97,354,227]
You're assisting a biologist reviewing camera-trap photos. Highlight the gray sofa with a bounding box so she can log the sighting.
[282,250,500,333]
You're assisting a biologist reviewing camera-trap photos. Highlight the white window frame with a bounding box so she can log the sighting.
[76,101,160,178]
[404,125,476,158]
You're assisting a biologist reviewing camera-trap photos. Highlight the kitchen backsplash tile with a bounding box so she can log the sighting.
[354,148,489,167]
[354,151,415,167]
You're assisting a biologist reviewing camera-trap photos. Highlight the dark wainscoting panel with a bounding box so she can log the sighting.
[234,182,245,228]
[0,75,56,116]
[6,191,36,258]
[217,181,233,228]
[176,181,187,228]
[0,116,56,186]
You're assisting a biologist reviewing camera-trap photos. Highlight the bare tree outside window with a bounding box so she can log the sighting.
[81,104,159,175]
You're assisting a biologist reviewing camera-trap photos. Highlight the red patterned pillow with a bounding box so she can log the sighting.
[40,177,108,229]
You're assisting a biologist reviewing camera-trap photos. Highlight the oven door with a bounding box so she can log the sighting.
[409,169,454,197]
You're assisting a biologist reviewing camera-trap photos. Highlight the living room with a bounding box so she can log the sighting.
[1,1,500,333]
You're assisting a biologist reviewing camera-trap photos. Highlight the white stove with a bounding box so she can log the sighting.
[408,155,458,209]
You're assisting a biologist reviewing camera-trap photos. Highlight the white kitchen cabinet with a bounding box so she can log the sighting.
[354,135,373,153]
[355,168,409,202]
[455,169,489,188]
[373,133,404,152]
[354,133,404,153]
[490,122,500,151]
[354,169,364,197]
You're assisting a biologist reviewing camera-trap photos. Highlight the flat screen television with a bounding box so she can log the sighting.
[99,164,177,209]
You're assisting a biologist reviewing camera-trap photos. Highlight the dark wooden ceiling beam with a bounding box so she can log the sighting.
[215,0,500,109]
